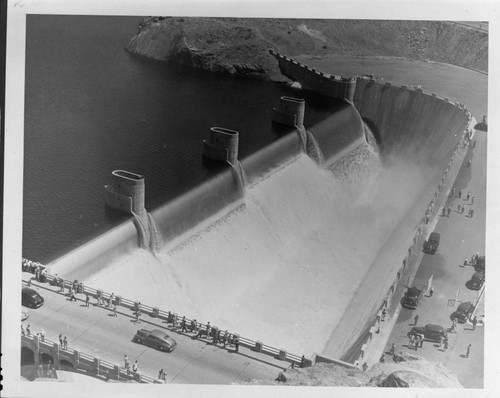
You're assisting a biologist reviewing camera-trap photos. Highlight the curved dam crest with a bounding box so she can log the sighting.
[48,64,470,358]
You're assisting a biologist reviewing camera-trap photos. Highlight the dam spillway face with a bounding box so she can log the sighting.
[272,96,305,128]
[203,127,239,166]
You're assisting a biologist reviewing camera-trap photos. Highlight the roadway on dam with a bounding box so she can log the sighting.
[21,278,287,384]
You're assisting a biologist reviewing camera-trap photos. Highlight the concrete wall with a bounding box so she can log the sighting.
[353,79,469,166]
[269,50,356,103]
[105,170,146,217]
[203,127,239,165]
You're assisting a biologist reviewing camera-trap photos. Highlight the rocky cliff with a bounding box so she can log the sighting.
[126,18,487,79]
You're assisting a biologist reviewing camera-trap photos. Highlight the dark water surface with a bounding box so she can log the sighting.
[23,15,336,262]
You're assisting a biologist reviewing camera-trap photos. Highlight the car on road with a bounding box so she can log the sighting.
[22,287,44,308]
[402,287,421,309]
[408,323,446,342]
[465,271,485,290]
[423,232,440,254]
[474,255,485,273]
[133,328,177,352]
[452,302,475,323]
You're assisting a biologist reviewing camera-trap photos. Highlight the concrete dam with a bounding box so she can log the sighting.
[48,53,471,360]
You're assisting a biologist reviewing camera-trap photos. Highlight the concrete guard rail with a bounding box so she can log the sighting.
[352,119,475,367]
[22,266,308,369]
[21,333,159,383]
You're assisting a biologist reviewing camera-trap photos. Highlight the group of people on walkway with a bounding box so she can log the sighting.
[449,188,475,218]
[123,354,139,376]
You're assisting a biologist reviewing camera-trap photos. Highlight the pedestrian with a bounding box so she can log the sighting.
[222,330,228,348]
[447,207,451,217]
[212,329,218,345]
[109,293,115,307]
[300,355,306,368]
[135,308,141,323]
[39,328,45,342]
[466,344,471,358]
[451,319,457,333]
[414,314,419,325]
[85,294,90,307]
[381,308,387,321]
[234,335,240,352]
[132,360,138,374]
[112,304,117,317]
[464,257,469,266]
[158,368,166,383]
[470,208,474,218]
[21,325,25,336]
[63,336,68,350]
[408,335,414,349]
[181,316,187,332]
[390,343,396,356]
[206,322,211,338]
[443,337,448,351]
[471,195,475,204]
[97,291,102,306]
[466,191,470,201]
[59,333,63,346]
[26,324,31,337]
[124,354,129,370]
[425,216,429,225]
[457,203,462,213]
[472,316,477,330]
[418,334,423,348]
[461,205,465,214]
[429,285,434,297]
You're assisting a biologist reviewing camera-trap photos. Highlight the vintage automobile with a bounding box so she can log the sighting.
[474,255,485,273]
[452,302,475,323]
[133,328,177,352]
[22,287,44,309]
[408,323,446,343]
[465,272,485,290]
[402,287,421,309]
[423,232,440,254]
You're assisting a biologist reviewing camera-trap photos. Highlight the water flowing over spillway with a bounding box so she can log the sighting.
[79,138,430,355]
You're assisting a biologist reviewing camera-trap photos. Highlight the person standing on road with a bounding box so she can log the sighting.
[181,316,187,332]
[443,336,449,351]
[234,336,240,352]
[381,308,387,321]
[112,304,118,317]
[132,360,138,374]
[471,195,475,204]
[472,316,477,330]
[158,368,166,383]
[457,204,462,213]
[470,208,475,218]
[466,191,470,201]
[414,314,419,325]
[63,336,68,350]
[466,344,471,358]
[124,355,129,372]
[59,333,63,346]
[429,285,434,297]
[447,207,451,217]
[85,294,90,307]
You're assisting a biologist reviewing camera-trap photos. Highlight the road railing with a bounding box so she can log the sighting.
[21,333,160,383]
[23,265,310,369]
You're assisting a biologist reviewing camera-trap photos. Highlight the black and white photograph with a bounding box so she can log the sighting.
[1,0,498,397]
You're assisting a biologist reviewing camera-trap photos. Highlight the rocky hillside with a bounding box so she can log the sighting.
[241,353,463,388]
[126,17,488,79]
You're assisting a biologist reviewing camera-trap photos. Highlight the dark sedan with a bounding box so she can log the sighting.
[133,328,177,352]
[408,323,446,342]
[465,272,484,290]
[452,302,475,323]
[402,287,421,309]
[22,287,44,309]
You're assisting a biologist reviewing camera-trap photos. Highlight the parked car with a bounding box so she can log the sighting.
[452,302,475,323]
[402,287,421,309]
[22,309,29,321]
[133,328,177,352]
[22,287,44,308]
[408,323,446,342]
[423,232,440,254]
[465,272,485,290]
[474,256,485,273]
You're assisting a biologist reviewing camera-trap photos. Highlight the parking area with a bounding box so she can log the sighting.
[382,129,486,388]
